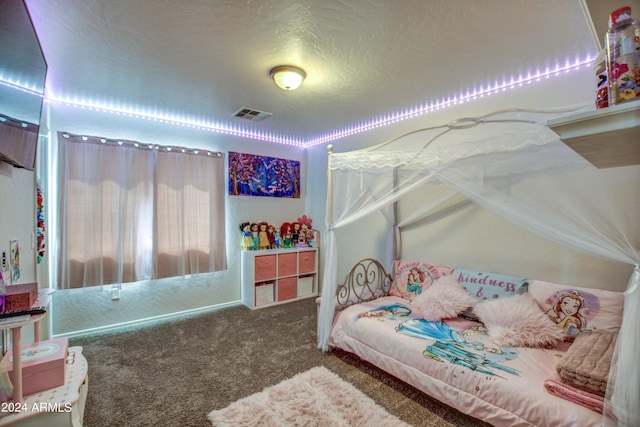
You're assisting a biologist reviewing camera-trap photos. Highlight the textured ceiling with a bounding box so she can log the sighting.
[20,0,604,145]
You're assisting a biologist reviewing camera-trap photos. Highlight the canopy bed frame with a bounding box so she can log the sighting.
[318,106,639,426]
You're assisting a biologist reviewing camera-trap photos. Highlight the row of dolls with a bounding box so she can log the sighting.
[240,221,316,251]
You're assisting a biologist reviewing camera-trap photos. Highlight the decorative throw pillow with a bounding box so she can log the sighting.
[389,260,453,301]
[412,275,477,321]
[474,293,567,348]
[528,279,624,339]
[452,267,529,301]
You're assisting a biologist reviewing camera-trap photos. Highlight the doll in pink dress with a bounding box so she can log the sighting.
[296,223,309,246]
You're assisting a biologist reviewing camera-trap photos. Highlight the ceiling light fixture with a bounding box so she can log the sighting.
[269,65,306,91]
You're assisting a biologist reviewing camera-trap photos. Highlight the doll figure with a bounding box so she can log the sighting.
[258,222,270,250]
[273,226,282,248]
[240,222,252,251]
[281,222,292,248]
[250,223,259,250]
[292,222,301,243]
[297,223,309,246]
[267,224,275,249]
[306,229,315,248]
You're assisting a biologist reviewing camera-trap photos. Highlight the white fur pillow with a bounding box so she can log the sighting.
[412,275,477,321]
[474,293,567,348]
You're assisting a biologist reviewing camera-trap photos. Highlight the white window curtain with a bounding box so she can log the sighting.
[154,148,227,278]
[318,113,639,426]
[55,132,226,291]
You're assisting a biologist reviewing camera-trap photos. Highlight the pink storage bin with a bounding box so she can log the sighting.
[298,251,315,274]
[254,255,276,281]
[278,277,297,302]
[278,253,297,277]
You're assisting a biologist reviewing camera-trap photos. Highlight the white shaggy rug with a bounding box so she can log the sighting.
[208,366,412,426]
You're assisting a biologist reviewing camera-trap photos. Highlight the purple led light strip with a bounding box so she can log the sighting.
[3,57,594,148]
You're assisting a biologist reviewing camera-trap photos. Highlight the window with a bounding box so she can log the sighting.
[55,132,226,289]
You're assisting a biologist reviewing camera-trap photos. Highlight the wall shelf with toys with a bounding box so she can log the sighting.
[239,215,320,309]
[239,215,318,252]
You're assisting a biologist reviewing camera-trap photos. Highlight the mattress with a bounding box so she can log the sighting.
[328,295,603,427]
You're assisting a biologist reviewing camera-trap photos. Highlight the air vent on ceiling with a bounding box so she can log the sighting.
[233,107,272,122]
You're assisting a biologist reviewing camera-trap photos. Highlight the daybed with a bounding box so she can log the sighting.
[317,108,639,426]
[326,258,624,426]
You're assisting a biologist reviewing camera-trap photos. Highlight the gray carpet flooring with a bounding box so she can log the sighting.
[70,297,490,426]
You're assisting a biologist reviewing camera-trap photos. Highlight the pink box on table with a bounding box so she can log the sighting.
[6,337,68,397]
[4,282,38,311]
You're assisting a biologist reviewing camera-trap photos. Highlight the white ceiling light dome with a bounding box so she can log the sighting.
[269,65,306,91]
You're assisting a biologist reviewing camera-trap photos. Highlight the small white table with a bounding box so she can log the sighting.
[0,346,88,427]
[0,288,54,404]
[0,288,89,426]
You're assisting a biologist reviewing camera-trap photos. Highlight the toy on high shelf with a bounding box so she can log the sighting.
[258,222,270,250]
[291,222,301,244]
[306,228,316,248]
[240,215,316,251]
[250,223,259,250]
[295,214,314,248]
[240,222,253,251]
[273,226,282,248]
[297,223,309,247]
[281,222,292,248]
[605,6,640,105]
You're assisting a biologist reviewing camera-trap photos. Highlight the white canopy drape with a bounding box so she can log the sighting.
[318,109,639,426]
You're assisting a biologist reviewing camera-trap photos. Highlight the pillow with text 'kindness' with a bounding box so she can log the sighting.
[453,267,529,301]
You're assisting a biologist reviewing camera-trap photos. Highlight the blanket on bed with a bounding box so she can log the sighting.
[555,330,617,397]
[544,377,604,413]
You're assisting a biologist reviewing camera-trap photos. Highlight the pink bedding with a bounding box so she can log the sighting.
[544,377,605,414]
[328,295,603,427]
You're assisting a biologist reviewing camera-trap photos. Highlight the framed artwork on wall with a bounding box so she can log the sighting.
[228,151,300,198]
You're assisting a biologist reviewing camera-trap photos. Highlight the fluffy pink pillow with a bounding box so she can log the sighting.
[474,293,567,348]
[411,275,477,321]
